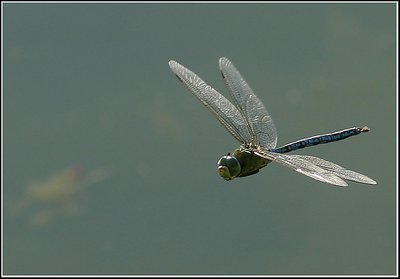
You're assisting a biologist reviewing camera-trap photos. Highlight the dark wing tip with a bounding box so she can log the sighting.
[168,60,178,68]
[219,57,230,67]
[219,57,231,77]
[168,60,184,82]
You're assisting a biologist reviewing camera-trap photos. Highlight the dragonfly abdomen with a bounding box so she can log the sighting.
[270,126,370,154]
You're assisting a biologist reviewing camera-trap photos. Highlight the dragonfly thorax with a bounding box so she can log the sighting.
[217,154,241,180]
[217,147,272,180]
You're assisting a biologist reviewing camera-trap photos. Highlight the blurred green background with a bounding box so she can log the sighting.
[3,2,396,275]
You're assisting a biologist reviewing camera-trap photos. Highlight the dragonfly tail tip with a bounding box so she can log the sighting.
[360,126,370,133]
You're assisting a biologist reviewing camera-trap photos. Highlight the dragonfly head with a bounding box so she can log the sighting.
[217,154,241,180]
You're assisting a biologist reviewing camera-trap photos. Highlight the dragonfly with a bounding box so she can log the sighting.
[168,57,377,186]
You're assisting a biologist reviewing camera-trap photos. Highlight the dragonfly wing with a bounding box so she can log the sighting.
[290,155,377,185]
[219,57,277,149]
[169,60,253,144]
[256,151,348,186]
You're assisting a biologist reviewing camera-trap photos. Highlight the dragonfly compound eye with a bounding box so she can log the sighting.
[217,155,241,180]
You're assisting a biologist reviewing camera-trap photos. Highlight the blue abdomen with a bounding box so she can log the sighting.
[269,126,370,154]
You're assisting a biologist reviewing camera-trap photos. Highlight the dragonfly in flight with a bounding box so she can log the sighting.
[168,57,376,186]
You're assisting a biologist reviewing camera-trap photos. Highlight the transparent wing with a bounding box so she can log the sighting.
[255,151,348,186]
[289,155,377,185]
[169,60,253,144]
[219,57,277,149]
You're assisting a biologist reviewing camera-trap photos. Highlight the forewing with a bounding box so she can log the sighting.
[289,155,377,185]
[169,60,253,144]
[256,151,348,186]
[219,57,277,149]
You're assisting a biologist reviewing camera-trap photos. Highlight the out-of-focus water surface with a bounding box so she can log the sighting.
[3,3,396,275]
